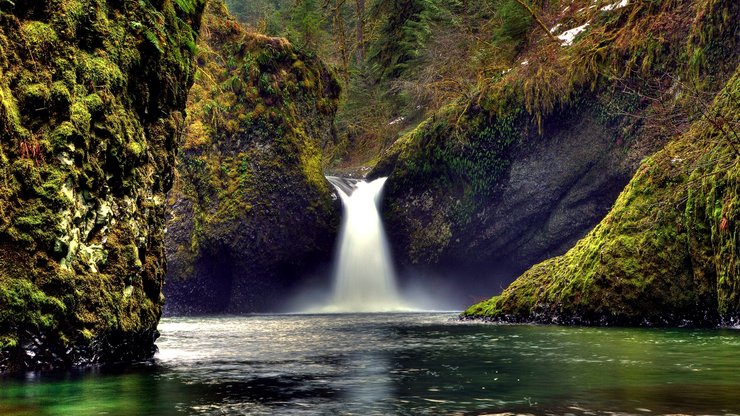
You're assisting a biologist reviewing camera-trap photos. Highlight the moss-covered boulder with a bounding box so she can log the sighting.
[164,1,341,314]
[371,0,738,295]
[464,69,739,326]
[0,1,205,372]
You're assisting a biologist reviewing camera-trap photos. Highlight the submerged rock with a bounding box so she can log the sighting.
[163,1,341,314]
[0,0,205,372]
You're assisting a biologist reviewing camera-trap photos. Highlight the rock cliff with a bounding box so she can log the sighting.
[372,0,738,303]
[164,1,341,314]
[0,0,204,372]
[464,69,739,325]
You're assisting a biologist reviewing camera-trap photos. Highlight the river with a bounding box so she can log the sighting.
[1,313,739,415]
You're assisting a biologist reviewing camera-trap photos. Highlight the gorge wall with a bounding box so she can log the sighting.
[0,0,204,372]
[372,0,738,305]
[464,70,739,326]
[164,1,341,314]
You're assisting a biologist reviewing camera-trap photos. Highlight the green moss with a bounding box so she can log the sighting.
[20,83,50,109]
[83,93,103,114]
[0,81,23,136]
[464,70,740,326]
[77,54,124,89]
[127,140,145,157]
[50,81,71,108]
[0,278,66,332]
[20,21,58,56]
[51,121,76,150]
[70,101,91,132]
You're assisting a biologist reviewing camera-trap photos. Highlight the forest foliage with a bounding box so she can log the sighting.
[224,0,533,170]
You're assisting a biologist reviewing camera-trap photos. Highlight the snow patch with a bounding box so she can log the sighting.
[388,116,405,126]
[557,23,590,46]
[601,0,629,11]
[521,60,529,66]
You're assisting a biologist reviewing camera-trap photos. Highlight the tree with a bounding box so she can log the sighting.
[367,0,440,83]
[512,0,557,42]
[323,0,353,81]
[355,0,366,63]
[293,0,325,51]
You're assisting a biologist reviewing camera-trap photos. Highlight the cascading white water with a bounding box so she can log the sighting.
[322,176,408,312]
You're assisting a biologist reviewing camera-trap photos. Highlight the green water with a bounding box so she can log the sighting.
[1,313,739,415]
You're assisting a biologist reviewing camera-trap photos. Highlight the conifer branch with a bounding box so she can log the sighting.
[512,0,558,43]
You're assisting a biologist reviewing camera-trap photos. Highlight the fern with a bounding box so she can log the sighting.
[174,0,196,14]
[144,29,163,53]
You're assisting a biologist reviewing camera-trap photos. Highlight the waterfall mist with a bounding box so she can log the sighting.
[290,176,464,313]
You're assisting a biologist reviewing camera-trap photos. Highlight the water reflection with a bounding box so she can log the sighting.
[1,314,739,415]
[341,351,395,414]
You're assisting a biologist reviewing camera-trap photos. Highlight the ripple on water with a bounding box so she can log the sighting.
[1,313,740,416]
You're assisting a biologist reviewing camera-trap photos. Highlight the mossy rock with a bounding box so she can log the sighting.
[464,69,740,326]
[0,0,206,372]
[371,0,739,302]
[164,1,341,314]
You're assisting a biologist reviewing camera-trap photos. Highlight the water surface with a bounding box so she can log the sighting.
[2,313,739,415]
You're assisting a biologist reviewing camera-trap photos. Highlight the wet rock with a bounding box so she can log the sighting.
[0,0,205,372]
[163,2,341,314]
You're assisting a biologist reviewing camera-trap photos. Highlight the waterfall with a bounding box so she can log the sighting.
[322,176,408,312]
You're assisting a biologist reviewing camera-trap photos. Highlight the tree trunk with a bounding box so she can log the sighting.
[334,1,351,82]
[355,0,365,63]
[513,0,558,43]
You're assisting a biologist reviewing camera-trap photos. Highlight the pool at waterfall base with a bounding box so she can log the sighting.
[1,313,739,415]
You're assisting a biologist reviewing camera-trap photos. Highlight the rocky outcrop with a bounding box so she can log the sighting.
[0,0,204,372]
[464,69,739,326]
[372,99,657,292]
[371,0,738,299]
[454,0,739,324]
[164,2,341,314]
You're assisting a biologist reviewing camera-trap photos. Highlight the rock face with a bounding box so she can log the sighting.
[372,101,656,293]
[371,0,738,301]
[454,0,739,324]
[464,70,739,326]
[164,2,341,314]
[0,0,204,372]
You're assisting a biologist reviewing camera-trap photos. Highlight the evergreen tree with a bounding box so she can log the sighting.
[291,0,325,51]
[367,0,441,83]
